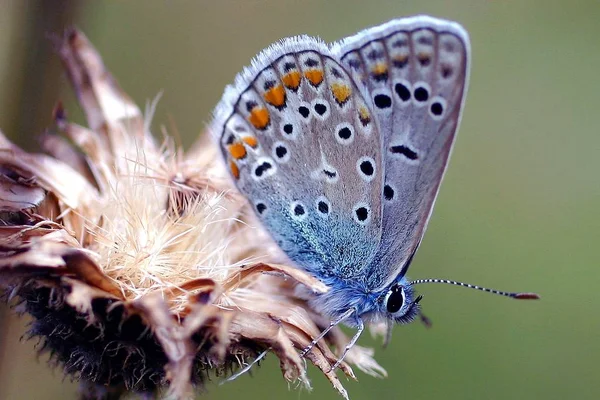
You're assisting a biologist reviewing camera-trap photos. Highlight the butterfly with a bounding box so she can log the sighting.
[211,15,538,371]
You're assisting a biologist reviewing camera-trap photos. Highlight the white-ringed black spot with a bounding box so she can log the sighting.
[310,164,339,184]
[254,162,272,177]
[310,99,330,120]
[394,82,411,102]
[356,156,376,182]
[339,127,351,139]
[256,202,267,214]
[360,160,374,175]
[428,96,447,120]
[431,102,443,116]
[314,103,327,115]
[280,121,298,140]
[352,203,371,225]
[275,146,287,158]
[334,123,354,145]
[272,141,290,163]
[374,94,392,109]
[323,169,337,178]
[414,86,429,102]
[356,207,368,221]
[271,141,291,163]
[316,196,331,217]
[389,145,419,161]
[383,184,395,201]
[252,157,277,180]
[290,201,308,221]
[298,106,310,118]
[318,201,329,214]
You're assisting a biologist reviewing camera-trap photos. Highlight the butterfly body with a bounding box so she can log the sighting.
[308,274,419,326]
[212,15,470,355]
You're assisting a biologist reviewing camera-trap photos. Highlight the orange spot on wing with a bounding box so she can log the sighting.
[282,71,301,90]
[241,135,258,148]
[417,52,431,66]
[229,160,240,179]
[228,142,247,159]
[248,107,270,130]
[263,85,286,107]
[304,69,323,86]
[371,63,388,76]
[359,106,371,125]
[331,83,352,105]
[392,54,409,67]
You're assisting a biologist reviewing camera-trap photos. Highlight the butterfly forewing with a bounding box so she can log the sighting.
[333,16,470,289]
[212,38,384,279]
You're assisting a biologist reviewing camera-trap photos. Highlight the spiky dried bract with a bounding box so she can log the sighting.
[0,29,385,399]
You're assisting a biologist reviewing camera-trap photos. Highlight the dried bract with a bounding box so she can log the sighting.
[0,29,384,400]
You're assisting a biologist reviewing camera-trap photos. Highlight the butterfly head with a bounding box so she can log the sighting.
[378,276,422,324]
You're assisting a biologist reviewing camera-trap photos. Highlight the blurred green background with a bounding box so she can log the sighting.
[0,1,598,399]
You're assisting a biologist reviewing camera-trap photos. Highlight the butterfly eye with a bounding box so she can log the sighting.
[384,284,405,314]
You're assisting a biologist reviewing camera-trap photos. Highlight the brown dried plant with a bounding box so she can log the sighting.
[0,30,386,399]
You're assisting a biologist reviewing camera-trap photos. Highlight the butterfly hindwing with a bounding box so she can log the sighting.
[333,16,470,289]
[212,37,384,280]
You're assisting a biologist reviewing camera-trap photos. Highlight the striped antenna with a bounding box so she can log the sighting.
[410,278,540,300]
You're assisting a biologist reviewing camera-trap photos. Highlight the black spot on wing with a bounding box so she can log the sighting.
[390,145,418,160]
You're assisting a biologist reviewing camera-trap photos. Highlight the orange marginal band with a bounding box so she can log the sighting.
[371,63,388,75]
[359,106,371,124]
[282,71,301,90]
[229,160,240,179]
[228,142,247,159]
[263,85,286,107]
[241,135,258,148]
[331,83,352,105]
[304,69,324,86]
[248,107,270,129]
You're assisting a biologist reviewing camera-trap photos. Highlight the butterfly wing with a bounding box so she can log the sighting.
[332,16,470,289]
[212,37,384,280]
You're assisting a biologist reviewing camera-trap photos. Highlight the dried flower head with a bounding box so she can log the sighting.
[0,30,385,399]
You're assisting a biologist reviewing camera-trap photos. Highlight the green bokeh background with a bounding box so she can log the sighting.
[0,1,598,399]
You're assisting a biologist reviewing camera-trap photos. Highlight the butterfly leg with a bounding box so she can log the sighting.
[383,321,393,348]
[299,307,355,358]
[329,316,365,372]
[220,347,271,384]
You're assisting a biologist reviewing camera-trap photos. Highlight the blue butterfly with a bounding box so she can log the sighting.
[212,15,538,371]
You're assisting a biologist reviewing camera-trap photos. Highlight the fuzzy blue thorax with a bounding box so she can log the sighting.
[309,274,420,327]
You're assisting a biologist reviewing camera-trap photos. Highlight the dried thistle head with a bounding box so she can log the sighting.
[0,29,385,399]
